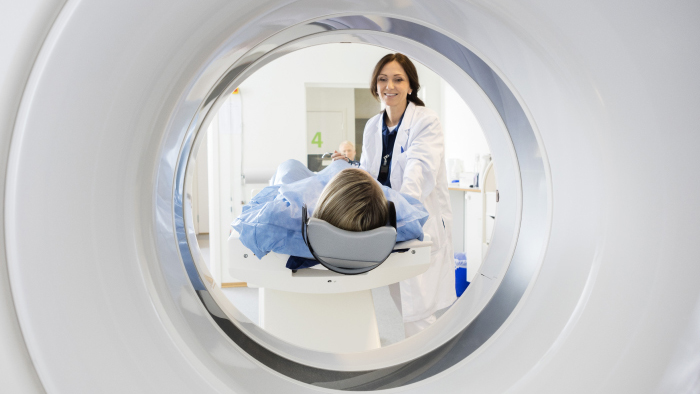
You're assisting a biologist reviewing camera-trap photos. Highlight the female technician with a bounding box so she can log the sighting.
[334,53,455,336]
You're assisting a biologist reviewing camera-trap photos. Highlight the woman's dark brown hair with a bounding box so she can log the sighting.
[369,53,425,107]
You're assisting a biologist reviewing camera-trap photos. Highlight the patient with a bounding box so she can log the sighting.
[232,159,428,262]
[313,168,388,232]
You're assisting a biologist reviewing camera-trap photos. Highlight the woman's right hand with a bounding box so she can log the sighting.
[331,150,349,162]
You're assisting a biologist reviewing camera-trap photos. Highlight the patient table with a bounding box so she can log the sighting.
[228,233,433,353]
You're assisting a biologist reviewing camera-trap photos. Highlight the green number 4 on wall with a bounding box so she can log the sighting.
[311,132,323,148]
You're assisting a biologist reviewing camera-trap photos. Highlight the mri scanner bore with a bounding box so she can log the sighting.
[170,14,538,385]
[10,4,696,392]
[186,43,495,352]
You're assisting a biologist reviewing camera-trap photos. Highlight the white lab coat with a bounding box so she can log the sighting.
[360,101,456,322]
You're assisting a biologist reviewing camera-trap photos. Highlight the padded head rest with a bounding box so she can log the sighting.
[301,202,397,275]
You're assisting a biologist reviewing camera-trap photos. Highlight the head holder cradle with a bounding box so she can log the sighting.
[301,201,397,275]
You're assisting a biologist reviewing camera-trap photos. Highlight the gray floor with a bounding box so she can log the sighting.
[370,285,406,346]
[196,234,211,270]
[220,286,261,325]
[196,234,453,347]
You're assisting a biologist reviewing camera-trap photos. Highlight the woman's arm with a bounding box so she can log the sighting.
[400,112,444,201]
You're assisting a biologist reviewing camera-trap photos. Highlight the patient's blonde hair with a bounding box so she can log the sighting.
[313,168,388,232]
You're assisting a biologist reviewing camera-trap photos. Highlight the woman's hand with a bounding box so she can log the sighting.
[331,150,349,162]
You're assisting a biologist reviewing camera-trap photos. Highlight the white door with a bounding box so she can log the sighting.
[307,111,344,154]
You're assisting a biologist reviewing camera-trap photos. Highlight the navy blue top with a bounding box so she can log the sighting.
[377,110,406,188]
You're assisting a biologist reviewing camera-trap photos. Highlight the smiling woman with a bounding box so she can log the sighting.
[359,52,454,337]
[371,53,426,114]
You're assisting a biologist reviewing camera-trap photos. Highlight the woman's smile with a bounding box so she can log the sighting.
[376,60,411,111]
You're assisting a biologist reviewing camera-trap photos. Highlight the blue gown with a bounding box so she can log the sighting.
[231,159,429,265]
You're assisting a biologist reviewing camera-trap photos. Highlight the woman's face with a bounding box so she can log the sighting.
[376,61,411,109]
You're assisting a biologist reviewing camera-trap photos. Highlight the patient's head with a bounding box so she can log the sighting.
[313,168,388,232]
[338,140,356,161]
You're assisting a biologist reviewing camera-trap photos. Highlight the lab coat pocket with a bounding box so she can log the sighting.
[423,216,442,255]
[391,152,408,190]
[394,151,408,171]
[439,214,450,247]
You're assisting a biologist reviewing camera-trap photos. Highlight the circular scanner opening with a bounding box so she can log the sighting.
[186,42,493,348]
[162,15,549,390]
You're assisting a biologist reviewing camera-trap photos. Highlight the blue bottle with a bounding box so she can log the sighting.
[454,252,469,297]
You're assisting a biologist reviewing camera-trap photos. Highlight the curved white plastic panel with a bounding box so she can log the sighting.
[2,0,699,393]
[0,1,66,393]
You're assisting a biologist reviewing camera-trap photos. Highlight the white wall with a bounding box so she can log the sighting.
[354,88,380,119]
[441,80,490,173]
[237,43,444,176]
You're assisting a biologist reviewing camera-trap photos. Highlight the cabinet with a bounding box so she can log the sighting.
[449,189,465,252]
[481,162,497,262]
[483,191,497,260]
[449,161,497,283]
[465,191,482,282]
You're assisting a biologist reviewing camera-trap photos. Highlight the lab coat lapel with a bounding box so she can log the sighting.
[395,102,415,153]
[370,114,383,178]
[390,102,416,189]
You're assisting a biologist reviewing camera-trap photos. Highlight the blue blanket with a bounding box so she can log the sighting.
[232,159,429,261]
